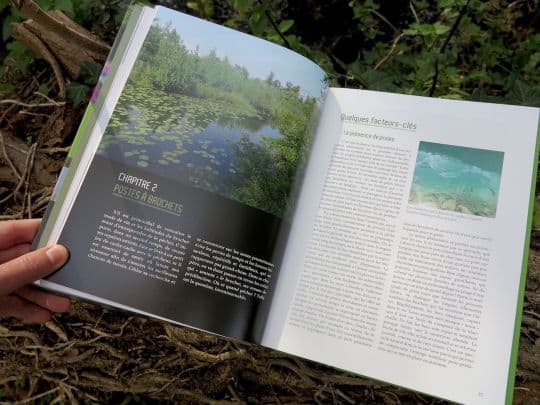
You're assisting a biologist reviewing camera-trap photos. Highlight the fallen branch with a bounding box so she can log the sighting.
[10,0,110,58]
[12,23,66,98]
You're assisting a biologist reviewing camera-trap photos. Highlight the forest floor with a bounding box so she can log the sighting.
[0,0,539,403]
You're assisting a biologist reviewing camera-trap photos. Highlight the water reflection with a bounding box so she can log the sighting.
[100,87,283,196]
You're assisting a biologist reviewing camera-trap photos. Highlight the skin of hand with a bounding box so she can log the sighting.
[0,219,71,323]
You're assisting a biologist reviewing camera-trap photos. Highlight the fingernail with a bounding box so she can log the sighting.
[46,245,68,266]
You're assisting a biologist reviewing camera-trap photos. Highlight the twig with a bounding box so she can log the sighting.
[335,389,355,404]
[45,321,69,342]
[0,377,19,385]
[40,376,78,404]
[523,309,540,320]
[370,9,397,33]
[0,129,22,181]
[31,195,51,212]
[15,386,60,404]
[0,191,15,205]
[267,359,317,387]
[0,99,65,108]
[26,377,37,402]
[256,0,292,49]
[328,54,369,89]
[34,91,64,105]
[428,0,471,96]
[374,33,405,70]
[0,213,23,220]
[9,141,36,218]
[19,111,50,118]
[227,384,241,402]
[6,142,28,155]
[410,2,420,24]
[175,340,246,363]
[0,329,42,345]
[27,190,32,218]
[39,146,71,154]
[13,143,36,205]
[382,390,402,404]
[83,317,133,338]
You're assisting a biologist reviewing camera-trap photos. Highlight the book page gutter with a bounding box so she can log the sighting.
[45,6,157,246]
[266,88,538,405]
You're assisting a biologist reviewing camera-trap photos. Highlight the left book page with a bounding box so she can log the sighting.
[34,5,328,342]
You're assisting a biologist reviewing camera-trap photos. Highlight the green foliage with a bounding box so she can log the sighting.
[67,82,89,106]
[187,0,214,18]
[79,60,103,85]
[2,0,538,105]
[5,41,33,72]
[54,0,74,15]
[220,0,336,77]
[133,25,200,94]
[71,0,132,39]
[65,60,102,105]
[344,0,540,102]
[0,0,118,99]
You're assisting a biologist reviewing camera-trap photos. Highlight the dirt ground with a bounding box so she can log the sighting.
[0,2,539,404]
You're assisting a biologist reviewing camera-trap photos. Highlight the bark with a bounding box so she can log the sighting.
[11,0,110,82]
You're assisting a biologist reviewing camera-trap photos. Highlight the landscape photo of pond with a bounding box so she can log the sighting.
[97,7,327,219]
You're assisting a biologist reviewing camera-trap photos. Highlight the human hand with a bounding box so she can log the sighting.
[0,219,70,323]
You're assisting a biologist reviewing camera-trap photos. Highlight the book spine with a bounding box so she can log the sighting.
[505,111,540,405]
[31,161,70,250]
[32,102,95,248]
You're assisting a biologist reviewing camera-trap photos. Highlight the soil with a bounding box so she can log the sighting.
[0,2,539,403]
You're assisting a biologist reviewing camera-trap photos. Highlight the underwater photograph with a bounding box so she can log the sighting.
[409,141,504,218]
[97,7,327,219]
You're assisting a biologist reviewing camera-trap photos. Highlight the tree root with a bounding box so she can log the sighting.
[11,24,66,98]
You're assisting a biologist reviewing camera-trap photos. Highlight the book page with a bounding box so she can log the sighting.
[266,88,539,404]
[37,6,327,342]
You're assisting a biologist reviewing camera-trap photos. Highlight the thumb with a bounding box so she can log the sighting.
[0,245,68,296]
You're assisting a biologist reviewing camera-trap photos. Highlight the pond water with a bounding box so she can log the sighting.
[409,150,502,217]
[99,89,283,195]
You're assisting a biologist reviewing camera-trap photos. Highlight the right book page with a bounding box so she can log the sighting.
[264,88,540,405]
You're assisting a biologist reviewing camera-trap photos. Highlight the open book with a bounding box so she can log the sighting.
[33,4,540,404]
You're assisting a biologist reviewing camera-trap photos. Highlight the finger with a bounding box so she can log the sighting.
[15,286,71,313]
[0,245,69,296]
[0,219,41,250]
[0,295,52,324]
[0,243,31,264]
